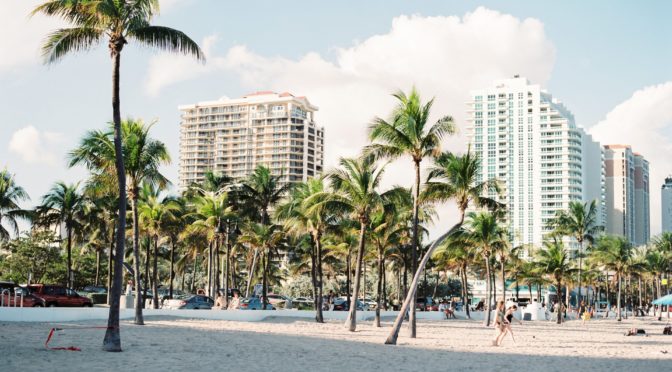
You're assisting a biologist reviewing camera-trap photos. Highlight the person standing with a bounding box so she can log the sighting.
[228,290,241,310]
[492,300,508,346]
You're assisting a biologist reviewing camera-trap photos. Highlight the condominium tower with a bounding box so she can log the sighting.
[663,176,672,233]
[178,91,324,189]
[465,76,604,255]
[603,145,649,245]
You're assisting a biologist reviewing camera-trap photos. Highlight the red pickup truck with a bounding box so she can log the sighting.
[27,284,93,307]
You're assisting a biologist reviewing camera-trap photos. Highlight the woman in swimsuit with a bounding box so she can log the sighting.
[501,305,522,344]
[492,300,508,346]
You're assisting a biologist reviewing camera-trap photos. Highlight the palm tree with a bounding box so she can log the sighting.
[138,184,179,309]
[238,223,285,309]
[466,211,507,326]
[70,119,170,326]
[33,0,203,351]
[432,228,476,319]
[366,87,455,337]
[535,238,573,324]
[385,148,500,345]
[163,196,188,299]
[276,177,337,322]
[551,200,602,304]
[591,235,634,321]
[37,182,86,288]
[0,169,31,242]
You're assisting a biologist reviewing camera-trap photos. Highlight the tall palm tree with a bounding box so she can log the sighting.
[535,238,573,324]
[163,196,188,299]
[551,200,602,304]
[238,165,292,225]
[238,223,285,309]
[37,182,86,288]
[138,184,179,308]
[385,148,500,345]
[466,211,507,326]
[591,235,634,321]
[0,169,31,242]
[366,87,455,337]
[432,228,476,319]
[70,119,170,326]
[33,0,203,351]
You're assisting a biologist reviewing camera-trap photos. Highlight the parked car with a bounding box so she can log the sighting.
[0,282,45,307]
[266,294,292,309]
[163,295,214,310]
[239,297,274,310]
[333,297,366,311]
[27,284,92,307]
[81,285,107,294]
[359,297,377,310]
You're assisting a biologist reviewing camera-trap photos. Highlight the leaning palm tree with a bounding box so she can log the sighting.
[385,148,500,345]
[432,228,476,319]
[36,182,86,288]
[535,238,573,324]
[365,87,455,337]
[0,169,31,242]
[591,235,634,321]
[551,200,602,304]
[33,0,204,351]
[70,119,170,326]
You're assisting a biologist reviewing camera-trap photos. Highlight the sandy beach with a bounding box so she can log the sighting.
[2,315,672,371]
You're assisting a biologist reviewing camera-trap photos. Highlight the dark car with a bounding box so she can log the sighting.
[163,295,214,310]
[0,281,45,307]
[27,284,93,307]
[332,297,365,311]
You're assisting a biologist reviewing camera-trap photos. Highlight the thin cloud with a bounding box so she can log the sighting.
[8,125,64,165]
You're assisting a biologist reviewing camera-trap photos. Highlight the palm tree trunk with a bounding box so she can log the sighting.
[144,235,150,304]
[315,233,324,323]
[169,239,175,299]
[346,221,367,332]
[214,236,220,297]
[104,49,128,352]
[382,261,387,310]
[224,231,230,308]
[261,252,268,309]
[501,260,506,304]
[66,227,72,288]
[152,235,159,309]
[577,240,583,304]
[617,272,622,321]
[246,249,258,298]
[409,160,421,339]
[310,241,318,313]
[375,251,383,327]
[190,257,197,292]
[131,195,144,325]
[463,267,471,319]
[106,225,115,305]
[346,247,352,311]
[385,217,464,345]
[557,280,563,324]
[95,249,101,287]
[207,240,212,297]
[484,255,492,327]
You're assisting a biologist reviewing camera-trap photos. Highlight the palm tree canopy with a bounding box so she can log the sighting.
[365,87,455,163]
[37,181,86,234]
[69,118,171,195]
[535,238,573,283]
[551,200,603,244]
[238,165,292,224]
[423,149,502,214]
[590,235,634,274]
[189,190,236,240]
[137,183,180,238]
[32,0,205,64]
[464,211,506,259]
[0,169,31,240]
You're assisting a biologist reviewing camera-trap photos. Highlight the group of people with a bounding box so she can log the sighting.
[215,289,241,310]
[492,300,522,346]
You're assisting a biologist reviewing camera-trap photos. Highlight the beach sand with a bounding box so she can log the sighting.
[2,315,671,371]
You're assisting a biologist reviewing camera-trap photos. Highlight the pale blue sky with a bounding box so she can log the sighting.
[1,0,671,234]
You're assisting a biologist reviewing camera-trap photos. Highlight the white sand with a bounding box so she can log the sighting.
[2,315,671,371]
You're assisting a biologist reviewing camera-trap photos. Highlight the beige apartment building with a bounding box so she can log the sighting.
[603,145,649,245]
[178,91,324,189]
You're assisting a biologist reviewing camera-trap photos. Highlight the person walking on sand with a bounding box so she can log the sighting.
[492,300,508,346]
[502,305,522,343]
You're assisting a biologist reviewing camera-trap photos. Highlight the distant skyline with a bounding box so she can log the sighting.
[2,0,672,236]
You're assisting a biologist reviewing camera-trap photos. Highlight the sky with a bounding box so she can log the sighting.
[2,0,672,238]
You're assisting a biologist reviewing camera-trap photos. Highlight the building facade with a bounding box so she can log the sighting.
[603,145,649,245]
[662,176,672,233]
[178,91,324,189]
[465,76,604,255]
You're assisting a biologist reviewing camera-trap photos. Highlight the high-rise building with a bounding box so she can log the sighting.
[662,176,672,233]
[178,91,324,189]
[465,76,604,255]
[603,145,649,245]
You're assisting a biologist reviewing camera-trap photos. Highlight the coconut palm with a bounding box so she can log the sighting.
[0,169,31,242]
[238,223,285,309]
[33,0,203,351]
[36,182,86,288]
[535,238,573,324]
[432,228,476,319]
[365,87,456,337]
[138,184,179,308]
[385,148,500,344]
[163,196,188,299]
[551,200,602,304]
[70,119,170,326]
[591,235,634,321]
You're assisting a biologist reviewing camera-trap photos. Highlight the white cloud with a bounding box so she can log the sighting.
[145,7,556,235]
[589,82,672,235]
[0,1,65,74]
[8,126,64,165]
